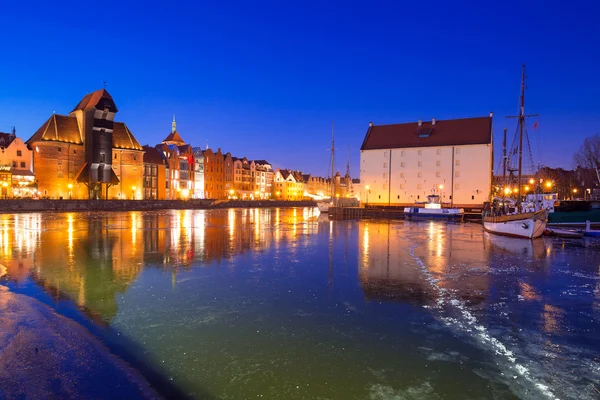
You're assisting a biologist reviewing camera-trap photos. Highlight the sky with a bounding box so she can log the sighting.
[1,0,599,178]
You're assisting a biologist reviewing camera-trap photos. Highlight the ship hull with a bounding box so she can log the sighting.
[483,210,548,239]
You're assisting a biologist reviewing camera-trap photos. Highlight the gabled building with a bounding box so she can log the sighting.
[27,89,144,199]
[0,128,36,198]
[273,169,305,200]
[253,160,273,199]
[203,148,224,199]
[156,117,194,199]
[360,115,493,206]
[142,145,166,200]
[192,147,205,199]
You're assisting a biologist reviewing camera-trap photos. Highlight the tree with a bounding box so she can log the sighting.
[574,135,600,186]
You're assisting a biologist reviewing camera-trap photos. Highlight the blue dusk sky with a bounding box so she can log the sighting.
[1,0,599,177]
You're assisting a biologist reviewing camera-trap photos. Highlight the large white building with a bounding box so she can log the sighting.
[359,115,493,207]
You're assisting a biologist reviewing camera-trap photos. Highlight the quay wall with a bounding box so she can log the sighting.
[0,199,317,214]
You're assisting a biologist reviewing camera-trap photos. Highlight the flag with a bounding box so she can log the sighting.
[532,120,539,130]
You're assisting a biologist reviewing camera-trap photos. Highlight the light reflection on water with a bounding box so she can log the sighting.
[0,209,599,399]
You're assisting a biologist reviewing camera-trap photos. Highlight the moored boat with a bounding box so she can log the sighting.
[404,194,464,221]
[583,220,600,237]
[482,64,548,240]
[544,227,583,239]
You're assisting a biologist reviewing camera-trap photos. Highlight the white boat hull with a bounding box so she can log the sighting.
[483,210,548,239]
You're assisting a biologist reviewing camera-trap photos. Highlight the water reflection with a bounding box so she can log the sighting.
[0,208,322,322]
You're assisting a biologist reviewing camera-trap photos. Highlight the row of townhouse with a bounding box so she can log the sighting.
[6,88,353,201]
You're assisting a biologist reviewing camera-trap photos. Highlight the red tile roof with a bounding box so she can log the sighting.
[71,89,118,112]
[143,146,166,165]
[162,130,185,145]
[27,114,83,144]
[112,122,143,150]
[360,116,492,151]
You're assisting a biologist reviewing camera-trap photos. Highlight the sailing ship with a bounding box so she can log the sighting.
[482,64,549,239]
[317,122,336,213]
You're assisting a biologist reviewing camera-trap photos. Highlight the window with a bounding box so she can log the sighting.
[17,150,22,157]
[20,162,25,168]
[57,171,63,178]
[400,184,404,189]
[417,184,422,189]
[417,172,422,177]
[472,195,475,200]
[101,154,105,163]
[384,151,388,157]
[401,162,405,168]
[383,173,387,178]
[12,161,16,167]
[436,149,441,155]
[418,150,422,156]
[455,148,460,154]
[400,173,404,178]
[383,162,387,168]
[418,161,422,167]
[436,161,441,167]
[455,160,460,166]
[455,183,459,189]
[58,147,62,152]
[114,153,117,159]
[401,151,405,156]
[455,171,460,177]
[74,150,77,154]
[436,172,440,177]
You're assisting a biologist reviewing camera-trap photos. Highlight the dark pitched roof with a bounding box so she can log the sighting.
[360,116,492,151]
[162,130,185,145]
[177,144,193,154]
[0,133,14,147]
[27,114,83,144]
[143,146,166,165]
[112,122,143,150]
[252,160,270,165]
[71,89,118,113]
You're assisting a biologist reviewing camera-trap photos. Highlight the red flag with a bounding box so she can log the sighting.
[532,121,539,130]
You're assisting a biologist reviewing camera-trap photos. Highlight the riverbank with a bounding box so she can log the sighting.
[0,285,161,400]
[0,199,317,214]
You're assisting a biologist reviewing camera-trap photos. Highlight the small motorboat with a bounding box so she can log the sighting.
[404,194,464,221]
[545,227,583,239]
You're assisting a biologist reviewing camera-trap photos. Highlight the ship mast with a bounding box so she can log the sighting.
[331,121,335,201]
[517,64,525,208]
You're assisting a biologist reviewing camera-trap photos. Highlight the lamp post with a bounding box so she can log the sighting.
[229,189,234,199]
[68,183,73,200]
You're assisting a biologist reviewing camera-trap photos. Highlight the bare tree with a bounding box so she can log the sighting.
[574,135,600,185]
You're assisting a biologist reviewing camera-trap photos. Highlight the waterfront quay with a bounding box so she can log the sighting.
[1,207,599,399]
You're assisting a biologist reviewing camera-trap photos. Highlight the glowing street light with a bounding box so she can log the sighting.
[529,178,535,184]
[512,188,518,193]
[573,188,578,193]
[525,185,530,192]
[504,187,511,195]
[545,181,552,188]
[438,184,443,189]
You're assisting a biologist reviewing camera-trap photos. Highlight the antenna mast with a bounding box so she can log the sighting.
[331,121,335,199]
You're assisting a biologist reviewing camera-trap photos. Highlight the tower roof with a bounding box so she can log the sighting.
[71,89,118,113]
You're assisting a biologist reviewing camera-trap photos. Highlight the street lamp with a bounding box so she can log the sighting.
[525,185,530,192]
[68,183,73,200]
[529,178,535,184]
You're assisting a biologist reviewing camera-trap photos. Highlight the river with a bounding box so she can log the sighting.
[0,208,599,399]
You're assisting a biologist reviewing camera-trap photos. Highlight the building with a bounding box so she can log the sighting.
[0,128,36,198]
[192,147,205,199]
[142,146,167,200]
[253,160,273,199]
[273,169,305,200]
[224,152,234,198]
[203,148,224,199]
[157,117,194,200]
[27,89,144,199]
[359,115,493,206]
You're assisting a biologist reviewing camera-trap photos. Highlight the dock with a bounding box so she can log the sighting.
[328,206,484,222]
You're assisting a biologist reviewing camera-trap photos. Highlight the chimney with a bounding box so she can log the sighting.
[489,111,494,118]
[418,119,422,127]
[369,121,373,127]
[432,118,436,126]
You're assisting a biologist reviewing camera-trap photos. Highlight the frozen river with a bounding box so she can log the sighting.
[1,208,599,399]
